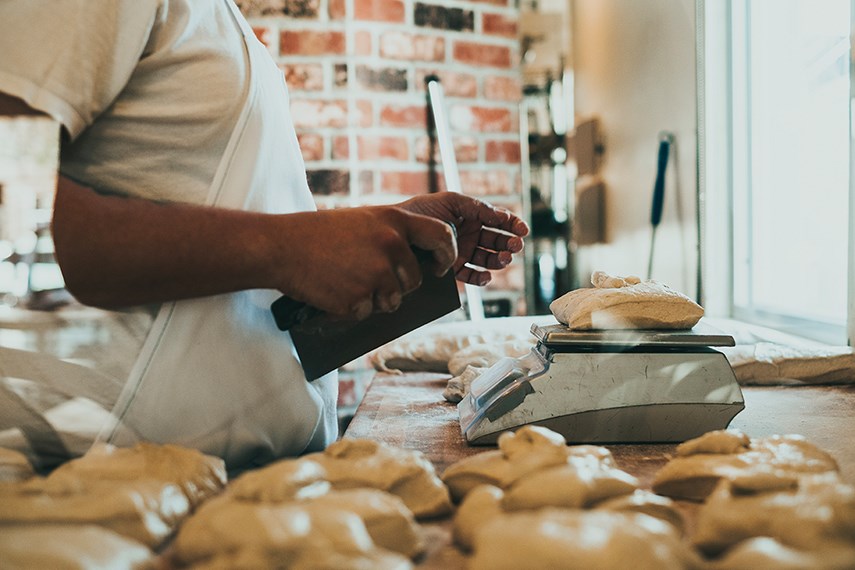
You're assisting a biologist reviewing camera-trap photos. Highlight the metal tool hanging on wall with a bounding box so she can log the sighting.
[647,131,674,280]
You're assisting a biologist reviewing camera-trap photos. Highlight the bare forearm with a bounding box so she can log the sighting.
[52,176,285,308]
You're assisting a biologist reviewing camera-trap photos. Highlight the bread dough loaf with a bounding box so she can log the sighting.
[229,459,330,502]
[191,546,413,570]
[592,489,685,536]
[49,442,226,507]
[692,471,855,556]
[173,496,377,566]
[0,476,189,548]
[704,537,855,570]
[652,430,839,501]
[303,438,451,519]
[452,484,504,551]
[0,447,34,482]
[501,462,638,511]
[550,271,704,330]
[0,524,154,570]
[468,509,697,570]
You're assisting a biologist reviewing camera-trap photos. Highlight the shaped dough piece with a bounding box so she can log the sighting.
[468,509,698,570]
[442,426,614,502]
[452,484,505,552]
[550,271,703,330]
[192,547,413,570]
[173,496,375,566]
[705,537,855,570]
[443,365,485,404]
[692,472,855,556]
[0,447,34,482]
[0,524,154,570]
[447,340,533,377]
[303,438,451,519]
[652,430,839,501]
[229,458,330,502]
[0,476,190,548]
[49,442,226,508]
[593,489,685,535]
[302,489,424,559]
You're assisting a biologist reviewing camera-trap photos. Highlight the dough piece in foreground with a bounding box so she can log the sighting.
[191,546,413,570]
[452,484,505,552]
[550,271,703,330]
[704,537,855,570]
[0,476,190,548]
[173,496,380,566]
[442,365,484,404]
[0,447,34,482]
[0,524,154,570]
[441,425,614,502]
[652,430,839,501]
[593,489,685,535]
[49,442,226,507]
[229,458,330,502]
[468,509,698,570]
[303,438,452,519]
[692,471,855,556]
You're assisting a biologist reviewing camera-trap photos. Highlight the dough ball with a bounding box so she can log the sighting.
[442,365,485,404]
[593,489,685,536]
[229,458,330,502]
[704,537,855,570]
[0,524,154,570]
[550,271,703,330]
[303,438,452,519]
[48,442,226,508]
[501,463,637,512]
[468,509,698,570]
[452,484,504,552]
[191,547,413,570]
[0,447,34,482]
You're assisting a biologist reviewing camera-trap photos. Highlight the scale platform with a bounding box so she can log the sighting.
[459,323,745,445]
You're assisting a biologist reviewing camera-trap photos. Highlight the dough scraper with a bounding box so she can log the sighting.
[459,322,744,445]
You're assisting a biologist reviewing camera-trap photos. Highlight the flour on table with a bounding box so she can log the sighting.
[550,271,703,330]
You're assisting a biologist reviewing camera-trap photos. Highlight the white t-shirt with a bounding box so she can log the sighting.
[0,0,247,205]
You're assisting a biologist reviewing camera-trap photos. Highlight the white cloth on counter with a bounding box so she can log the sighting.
[370,316,855,387]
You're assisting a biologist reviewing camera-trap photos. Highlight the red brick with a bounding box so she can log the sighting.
[379,170,435,194]
[355,65,407,91]
[449,105,513,133]
[482,13,517,37]
[415,69,477,97]
[458,169,512,195]
[485,140,521,163]
[415,135,478,163]
[380,31,445,62]
[484,75,522,102]
[332,136,349,159]
[453,41,511,68]
[329,0,346,19]
[252,26,273,48]
[280,30,345,55]
[307,169,350,195]
[355,30,372,55]
[297,133,325,161]
[380,104,426,128]
[358,135,409,160]
[355,100,373,127]
[290,99,348,128]
[281,63,324,91]
[359,171,375,194]
[354,0,405,22]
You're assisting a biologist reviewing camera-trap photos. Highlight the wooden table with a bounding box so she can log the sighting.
[344,372,855,567]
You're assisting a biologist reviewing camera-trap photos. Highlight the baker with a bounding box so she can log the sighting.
[0,1,528,469]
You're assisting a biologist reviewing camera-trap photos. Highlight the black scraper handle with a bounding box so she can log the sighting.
[650,136,671,228]
[271,296,317,331]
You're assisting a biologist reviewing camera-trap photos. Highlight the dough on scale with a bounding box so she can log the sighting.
[550,271,704,330]
[0,524,155,570]
[302,438,452,519]
[0,447,34,482]
[48,442,226,508]
[467,509,698,570]
[652,429,839,501]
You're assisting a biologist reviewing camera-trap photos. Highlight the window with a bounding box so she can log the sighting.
[700,0,853,345]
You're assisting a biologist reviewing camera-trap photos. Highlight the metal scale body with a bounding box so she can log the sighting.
[459,323,745,445]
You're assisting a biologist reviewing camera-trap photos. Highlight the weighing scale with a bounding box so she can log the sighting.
[459,322,745,445]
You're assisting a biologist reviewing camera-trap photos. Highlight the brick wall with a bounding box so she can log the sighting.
[238,0,526,313]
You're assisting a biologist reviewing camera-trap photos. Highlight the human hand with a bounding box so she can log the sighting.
[399,193,529,286]
[271,206,457,320]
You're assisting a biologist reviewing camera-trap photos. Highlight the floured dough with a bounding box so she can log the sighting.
[0,476,190,548]
[229,459,330,502]
[550,271,703,330]
[652,430,839,501]
[442,365,484,404]
[501,462,638,511]
[692,471,855,556]
[447,340,533,377]
[467,509,698,570]
[704,537,855,570]
[303,438,451,519]
[0,524,154,570]
[0,447,34,482]
[441,426,616,502]
[452,484,504,552]
[49,442,226,508]
[191,547,413,570]
[593,489,685,535]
